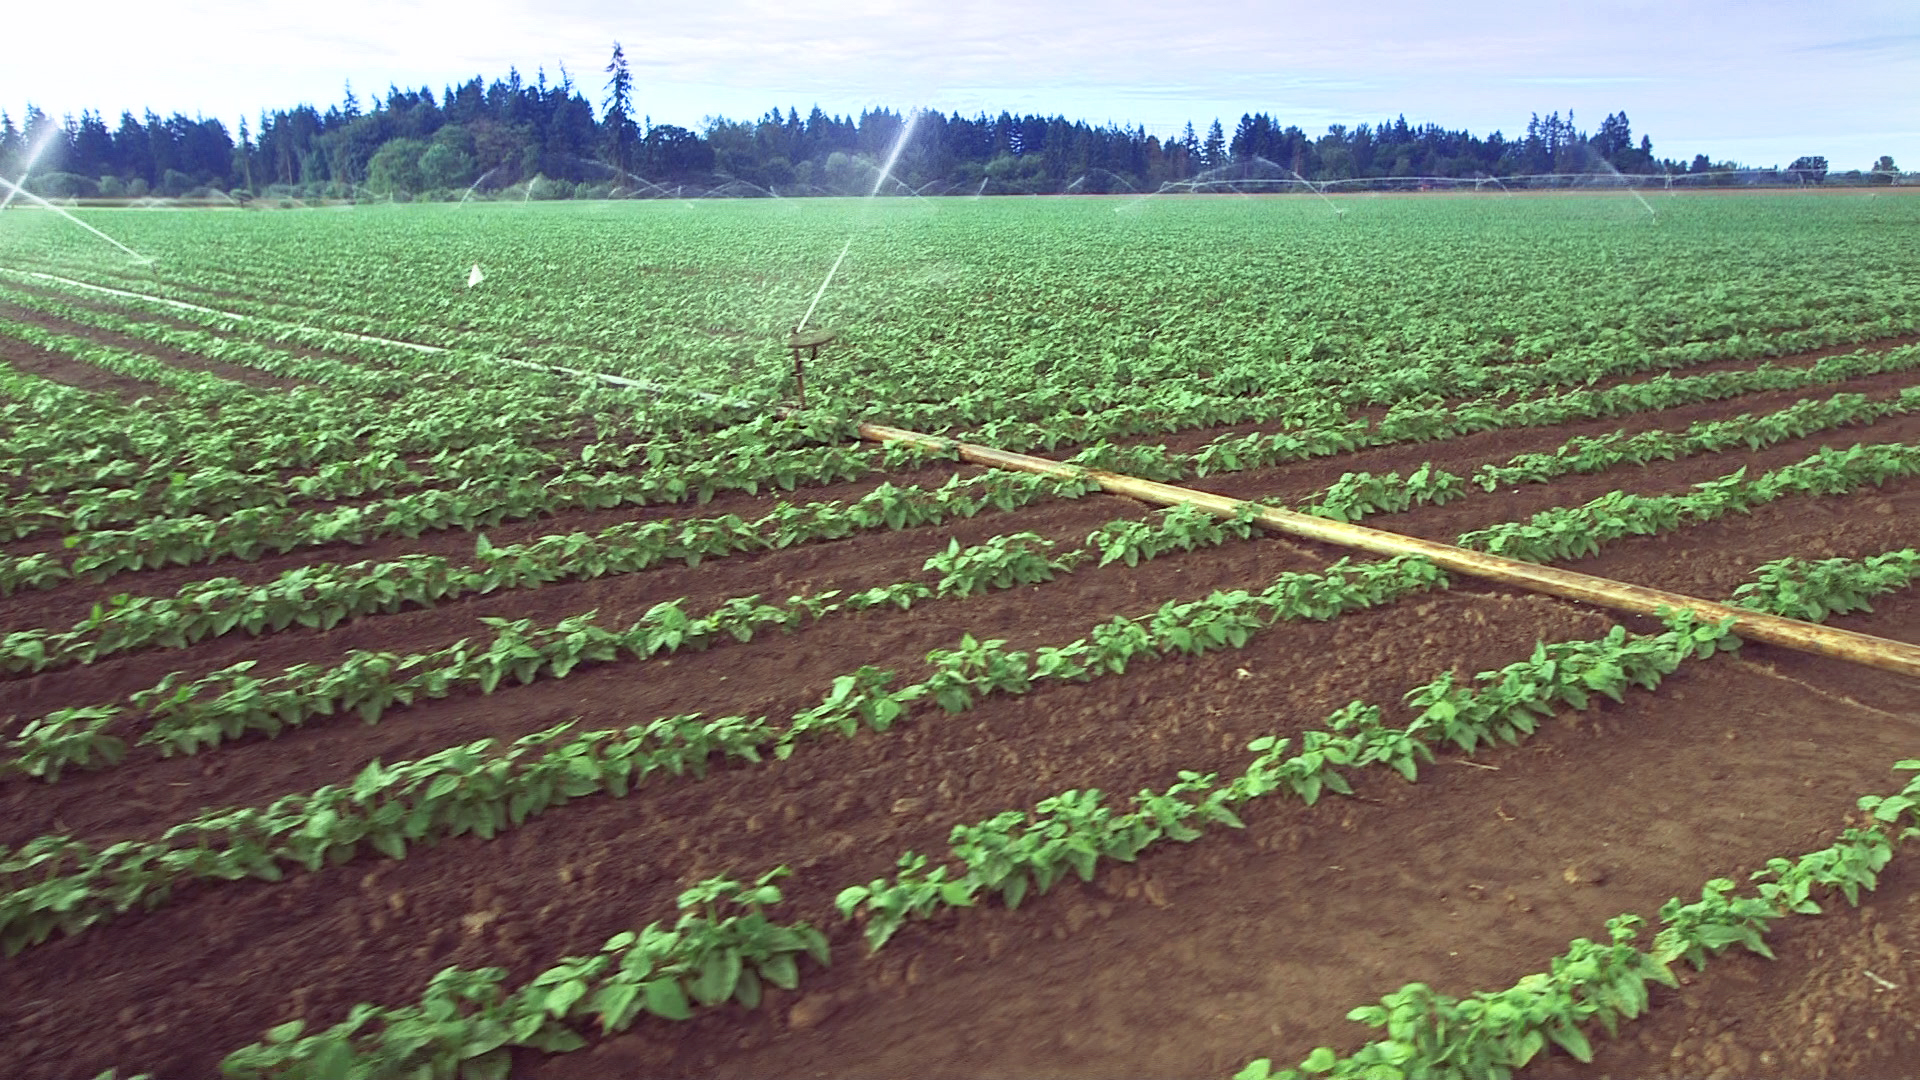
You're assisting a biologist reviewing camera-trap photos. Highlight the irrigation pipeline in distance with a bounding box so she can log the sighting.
[0,266,755,407]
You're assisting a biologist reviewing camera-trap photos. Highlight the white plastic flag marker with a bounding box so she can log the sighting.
[467,264,485,288]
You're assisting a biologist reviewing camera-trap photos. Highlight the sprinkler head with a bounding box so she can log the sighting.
[787,327,836,350]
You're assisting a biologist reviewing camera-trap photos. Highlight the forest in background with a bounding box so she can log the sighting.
[0,46,1902,200]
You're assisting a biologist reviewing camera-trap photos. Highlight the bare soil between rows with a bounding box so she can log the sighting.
[0,447,1915,1078]
[4,311,1920,1078]
[0,302,310,391]
[0,329,173,400]
[7,417,1919,847]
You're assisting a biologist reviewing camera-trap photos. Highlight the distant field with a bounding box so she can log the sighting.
[2,192,1915,411]
[1,193,1918,1080]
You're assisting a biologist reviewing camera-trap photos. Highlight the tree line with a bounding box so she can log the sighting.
[1,45,1903,200]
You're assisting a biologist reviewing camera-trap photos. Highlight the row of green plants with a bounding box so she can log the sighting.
[0,469,1094,674]
[0,281,432,396]
[2,715,778,955]
[0,317,249,398]
[10,323,1911,594]
[1237,764,1920,1079]
[1299,462,1468,522]
[0,554,1453,955]
[204,604,1747,1079]
[1460,441,1920,562]
[1272,385,1920,528]
[1177,342,1920,483]
[0,269,549,379]
[7,268,897,441]
[834,610,1742,950]
[0,515,1391,777]
[19,198,1915,432]
[4,441,539,542]
[8,599,829,777]
[879,318,1915,437]
[219,867,832,1080]
[0,316,835,499]
[0,409,876,542]
[200,530,1920,1079]
[0,280,666,405]
[1472,386,1920,490]
[0,331,579,482]
[0,438,933,592]
[1730,548,1920,622]
[960,338,1920,495]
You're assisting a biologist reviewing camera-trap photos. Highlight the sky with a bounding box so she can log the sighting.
[4,0,1917,170]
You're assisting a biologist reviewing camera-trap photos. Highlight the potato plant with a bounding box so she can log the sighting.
[1461,443,1920,563]
[1239,762,1920,1080]
[218,868,826,1080]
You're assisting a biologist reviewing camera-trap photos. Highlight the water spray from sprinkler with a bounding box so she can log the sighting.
[0,127,57,215]
[0,177,155,263]
[868,109,922,198]
[793,108,922,336]
[781,109,924,407]
[459,166,503,205]
[1274,162,1343,217]
[795,237,852,336]
[1601,161,1657,218]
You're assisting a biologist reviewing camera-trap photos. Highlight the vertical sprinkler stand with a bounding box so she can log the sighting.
[785,327,835,409]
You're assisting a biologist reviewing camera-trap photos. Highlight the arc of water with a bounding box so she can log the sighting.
[869,109,922,198]
[459,166,504,205]
[0,177,154,262]
[1592,158,1657,217]
[0,178,153,261]
[795,236,853,334]
[0,128,57,214]
[1278,165,1344,215]
[789,108,924,347]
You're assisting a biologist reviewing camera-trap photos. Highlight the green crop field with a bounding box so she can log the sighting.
[1,191,1919,1080]
[4,192,1915,415]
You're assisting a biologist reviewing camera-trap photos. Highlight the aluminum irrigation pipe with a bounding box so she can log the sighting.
[856,422,1920,680]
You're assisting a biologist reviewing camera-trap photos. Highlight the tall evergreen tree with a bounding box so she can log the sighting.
[1201,119,1226,170]
[602,41,637,174]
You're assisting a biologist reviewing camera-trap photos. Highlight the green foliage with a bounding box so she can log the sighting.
[923,532,1078,596]
[1301,463,1465,522]
[219,868,825,1079]
[1731,549,1920,622]
[1462,444,1920,563]
[1241,762,1920,1079]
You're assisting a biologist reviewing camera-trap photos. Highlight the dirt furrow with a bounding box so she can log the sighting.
[0,496,1282,845]
[0,460,975,631]
[0,583,1614,1080]
[557,610,1919,1080]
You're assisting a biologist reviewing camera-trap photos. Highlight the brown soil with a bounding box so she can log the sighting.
[1101,348,1920,461]
[0,458,975,621]
[3,279,418,373]
[1528,852,1920,1079]
[0,301,309,390]
[0,329,172,399]
[0,336,1917,1080]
